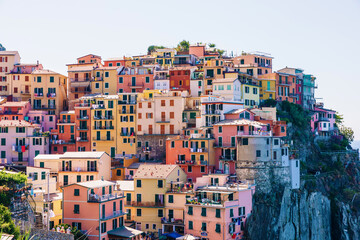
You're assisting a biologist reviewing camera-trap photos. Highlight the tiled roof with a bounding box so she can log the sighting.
[225,108,248,114]
[0,51,19,56]
[0,120,37,127]
[77,180,115,189]
[134,164,178,179]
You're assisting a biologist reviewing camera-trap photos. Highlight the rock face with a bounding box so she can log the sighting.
[245,186,360,240]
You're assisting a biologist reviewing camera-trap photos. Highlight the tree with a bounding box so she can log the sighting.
[208,43,216,48]
[176,40,190,52]
[339,125,354,143]
[147,45,165,55]
[0,205,20,239]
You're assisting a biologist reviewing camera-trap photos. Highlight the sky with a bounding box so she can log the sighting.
[1,0,359,139]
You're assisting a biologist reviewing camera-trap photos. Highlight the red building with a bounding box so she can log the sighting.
[117,66,154,93]
[169,66,195,92]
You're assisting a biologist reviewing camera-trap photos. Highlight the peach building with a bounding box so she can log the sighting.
[62,180,142,240]
[233,52,273,78]
[0,120,49,166]
[0,51,20,97]
[8,63,43,101]
[0,101,31,120]
[185,174,254,240]
[34,151,111,188]
[92,67,119,95]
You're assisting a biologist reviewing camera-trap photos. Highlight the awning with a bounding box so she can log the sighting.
[163,232,183,239]
[107,226,143,238]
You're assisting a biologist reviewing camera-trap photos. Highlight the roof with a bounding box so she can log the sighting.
[108,226,143,238]
[77,180,115,189]
[0,51,19,56]
[0,101,29,107]
[32,69,60,75]
[77,54,101,59]
[0,120,37,127]
[214,119,266,127]
[225,108,249,114]
[170,66,197,71]
[34,151,107,160]
[213,78,238,84]
[134,164,179,179]
[34,154,62,160]
[61,151,107,159]
[67,65,95,72]
[116,180,134,191]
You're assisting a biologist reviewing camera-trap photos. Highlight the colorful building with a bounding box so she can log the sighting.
[233,52,273,78]
[50,110,76,154]
[118,66,154,93]
[34,151,111,188]
[0,51,20,97]
[62,180,142,240]
[0,120,49,166]
[0,101,31,120]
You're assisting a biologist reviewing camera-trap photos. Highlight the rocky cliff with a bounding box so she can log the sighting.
[245,101,360,240]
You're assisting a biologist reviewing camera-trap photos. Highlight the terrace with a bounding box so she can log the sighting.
[88,192,124,203]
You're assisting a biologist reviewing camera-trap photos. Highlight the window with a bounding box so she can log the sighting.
[230,208,234,217]
[95,83,99,89]
[158,180,163,188]
[40,162,44,168]
[145,76,150,83]
[41,172,46,180]
[136,209,141,216]
[119,77,123,83]
[105,72,109,78]
[245,86,249,93]
[218,137,222,147]
[105,83,109,88]
[77,175,81,182]
[256,150,261,157]
[50,76,54,83]
[74,189,80,196]
[1,151,5,159]
[201,222,207,231]
[253,88,258,94]
[1,138,5,145]
[188,206,193,215]
[37,76,41,83]
[168,195,174,203]
[74,204,80,214]
[158,209,163,217]
[188,221,193,230]
[170,112,174,119]
[171,141,175,148]
[101,222,107,233]
[218,126,222,133]
[187,165,192,173]
[116,169,121,176]
[201,207,206,217]
[33,172,38,180]
[242,138,248,145]
[239,207,245,216]
[216,208,221,218]
[200,166,205,173]
[274,139,279,145]
[228,193,234,201]
[215,224,221,233]
[136,180,141,188]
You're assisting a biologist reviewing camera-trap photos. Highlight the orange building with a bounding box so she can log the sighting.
[260,72,297,103]
[50,111,76,154]
[62,180,142,240]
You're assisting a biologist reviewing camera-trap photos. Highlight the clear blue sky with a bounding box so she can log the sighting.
[1,0,359,139]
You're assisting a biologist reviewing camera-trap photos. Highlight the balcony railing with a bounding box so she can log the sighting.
[70,78,92,82]
[220,155,236,161]
[237,130,272,136]
[0,111,22,115]
[120,132,136,137]
[161,218,184,225]
[127,83,144,88]
[12,158,29,162]
[204,110,221,115]
[34,93,44,97]
[76,137,89,142]
[190,148,207,153]
[93,115,114,120]
[88,192,124,203]
[186,197,224,207]
[93,137,114,141]
[12,144,29,152]
[142,147,151,152]
[94,126,114,130]
[118,110,136,114]
[61,167,97,172]
[75,103,91,108]
[33,105,56,110]
[51,140,76,145]
[77,115,89,120]
[100,210,127,221]
[47,93,56,98]
[117,100,137,105]
[131,201,164,207]
[77,126,88,131]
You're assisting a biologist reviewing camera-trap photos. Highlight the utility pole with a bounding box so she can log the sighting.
[47,171,50,230]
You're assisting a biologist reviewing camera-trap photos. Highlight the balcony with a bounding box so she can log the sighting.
[12,144,29,152]
[77,115,89,120]
[186,197,224,207]
[12,158,29,163]
[161,218,184,225]
[20,90,31,95]
[190,148,208,153]
[120,132,136,137]
[173,61,192,65]
[156,118,170,123]
[93,115,114,120]
[51,140,76,145]
[76,137,89,142]
[237,130,272,137]
[117,100,137,105]
[47,93,56,98]
[33,105,56,110]
[127,83,144,89]
[93,137,114,141]
[77,126,88,131]
[131,201,164,208]
[71,87,91,93]
[34,93,44,98]
[220,155,236,161]
[88,192,124,203]
[70,78,92,82]
[204,110,221,115]
[70,78,91,87]
[278,81,291,86]
[75,103,91,108]
[118,110,136,114]
[142,147,151,152]
[92,104,106,109]
[214,144,236,148]
[61,167,97,172]
[100,210,127,221]
[0,111,22,115]
[176,160,195,165]
[94,126,114,130]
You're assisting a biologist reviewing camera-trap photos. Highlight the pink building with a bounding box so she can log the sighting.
[311,107,337,137]
[0,101,31,120]
[63,180,142,240]
[117,66,154,93]
[185,174,254,240]
[27,110,57,132]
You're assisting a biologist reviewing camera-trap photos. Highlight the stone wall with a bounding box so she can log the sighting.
[136,134,177,161]
[30,229,74,240]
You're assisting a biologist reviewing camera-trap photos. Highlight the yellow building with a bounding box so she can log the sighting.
[203,58,225,95]
[92,67,119,95]
[87,95,118,157]
[238,73,260,108]
[151,48,176,67]
[258,75,277,101]
[133,165,187,234]
[0,51,20,96]
[34,151,111,188]
[117,93,137,156]
[30,69,68,116]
